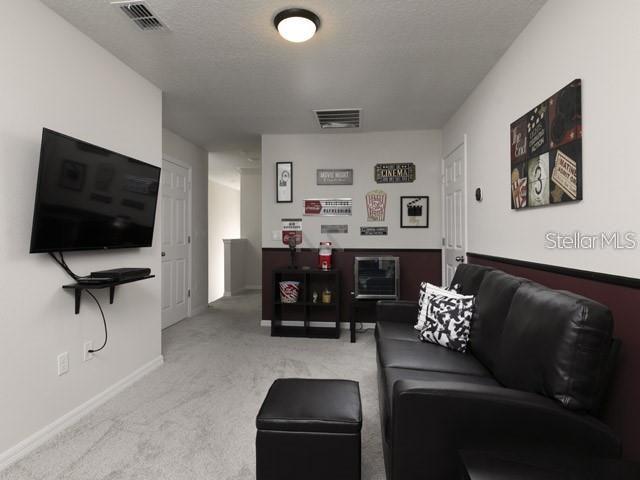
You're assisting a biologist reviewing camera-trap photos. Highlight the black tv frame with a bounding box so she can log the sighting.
[29,128,161,254]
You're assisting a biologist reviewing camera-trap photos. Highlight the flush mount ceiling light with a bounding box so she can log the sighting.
[274,8,320,43]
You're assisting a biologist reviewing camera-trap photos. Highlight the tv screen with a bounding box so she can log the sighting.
[354,256,400,299]
[29,128,161,253]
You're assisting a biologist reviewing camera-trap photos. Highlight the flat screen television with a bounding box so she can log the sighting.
[354,256,400,299]
[29,128,161,253]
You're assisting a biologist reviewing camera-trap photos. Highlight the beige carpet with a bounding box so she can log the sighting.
[1,291,385,479]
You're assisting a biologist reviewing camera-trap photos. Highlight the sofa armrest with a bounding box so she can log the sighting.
[376,300,418,324]
[390,379,621,480]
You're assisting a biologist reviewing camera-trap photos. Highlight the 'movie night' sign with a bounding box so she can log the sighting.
[374,163,416,183]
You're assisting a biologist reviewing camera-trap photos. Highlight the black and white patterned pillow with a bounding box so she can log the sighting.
[419,294,475,352]
[415,282,463,331]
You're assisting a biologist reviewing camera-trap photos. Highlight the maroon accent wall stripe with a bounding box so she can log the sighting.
[467,253,640,461]
[262,248,441,326]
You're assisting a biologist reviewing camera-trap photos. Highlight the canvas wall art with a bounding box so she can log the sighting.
[510,79,582,210]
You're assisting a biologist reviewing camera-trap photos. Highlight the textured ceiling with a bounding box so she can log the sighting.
[40,0,546,152]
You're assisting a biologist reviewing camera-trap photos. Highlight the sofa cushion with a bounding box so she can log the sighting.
[494,282,613,412]
[377,320,420,342]
[416,282,469,331]
[377,338,491,377]
[468,271,526,372]
[380,367,500,442]
[450,264,494,295]
[419,293,475,352]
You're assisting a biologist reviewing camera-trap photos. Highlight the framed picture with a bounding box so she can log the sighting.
[509,79,582,210]
[401,196,429,228]
[276,162,292,203]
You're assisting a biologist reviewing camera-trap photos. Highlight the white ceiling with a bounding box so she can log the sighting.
[209,151,260,190]
[41,0,546,153]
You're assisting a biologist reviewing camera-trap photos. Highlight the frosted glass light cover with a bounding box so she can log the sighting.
[277,16,317,42]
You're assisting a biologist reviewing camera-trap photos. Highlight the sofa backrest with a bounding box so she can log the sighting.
[449,264,493,295]
[494,281,614,413]
[468,270,526,372]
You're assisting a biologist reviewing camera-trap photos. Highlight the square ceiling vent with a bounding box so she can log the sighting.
[111,1,168,31]
[314,109,361,129]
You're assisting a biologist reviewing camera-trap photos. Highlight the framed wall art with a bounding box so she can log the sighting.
[276,162,292,203]
[400,196,429,228]
[510,79,582,210]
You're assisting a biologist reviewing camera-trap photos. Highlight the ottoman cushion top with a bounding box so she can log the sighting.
[257,378,362,434]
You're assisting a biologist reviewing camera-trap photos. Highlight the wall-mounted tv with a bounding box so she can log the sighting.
[29,128,161,253]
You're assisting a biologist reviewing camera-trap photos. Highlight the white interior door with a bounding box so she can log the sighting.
[442,141,467,286]
[161,158,190,329]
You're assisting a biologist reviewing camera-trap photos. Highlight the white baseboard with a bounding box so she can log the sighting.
[0,355,164,471]
[259,320,376,330]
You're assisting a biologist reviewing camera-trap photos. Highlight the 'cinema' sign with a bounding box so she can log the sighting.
[374,163,416,183]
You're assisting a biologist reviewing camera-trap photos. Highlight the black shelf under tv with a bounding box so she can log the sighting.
[272,268,341,339]
[62,275,155,314]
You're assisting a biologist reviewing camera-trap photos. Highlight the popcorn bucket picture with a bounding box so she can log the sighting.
[366,190,387,222]
[279,281,300,303]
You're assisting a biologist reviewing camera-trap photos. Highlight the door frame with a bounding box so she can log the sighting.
[162,154,193,322]
[441,134,469,283]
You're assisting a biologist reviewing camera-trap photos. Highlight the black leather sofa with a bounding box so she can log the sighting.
[375,263,621,480]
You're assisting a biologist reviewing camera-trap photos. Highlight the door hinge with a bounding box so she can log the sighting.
[188,235,191,244]
[188,289,191,298]
[442,237,445,246]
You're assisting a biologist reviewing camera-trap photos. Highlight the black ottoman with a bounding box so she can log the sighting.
[256,378,362,480]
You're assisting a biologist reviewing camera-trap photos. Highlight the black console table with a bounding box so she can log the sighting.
[349,296,380,343]
[62,275,155,314]
[272,268,341,339]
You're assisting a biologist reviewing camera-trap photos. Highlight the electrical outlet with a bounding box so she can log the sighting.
[272,230,280,241]
[57,352,69,376]
[83,341,94,362]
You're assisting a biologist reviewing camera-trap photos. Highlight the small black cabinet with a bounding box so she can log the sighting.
[272,268,341,339]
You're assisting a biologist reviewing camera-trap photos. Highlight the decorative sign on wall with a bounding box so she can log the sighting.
[276,162,293,203]
[304,198,352,216]
[375,163,416,183]
[281,218,302,245]
[360,226,388,236]
[316,169,353,185]
[510,79,582,209]
[400,196,429,228]
[365,190,387,221]
[321,224,348,234]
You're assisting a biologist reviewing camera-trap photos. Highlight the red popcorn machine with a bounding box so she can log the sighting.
[318,242,333,270]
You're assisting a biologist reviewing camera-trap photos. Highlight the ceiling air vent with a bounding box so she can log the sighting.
[111,1,168,31]
[314,109,361,129]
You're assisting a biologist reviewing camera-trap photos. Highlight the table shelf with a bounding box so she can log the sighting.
[62,275,155,314]
[272,268,341,339]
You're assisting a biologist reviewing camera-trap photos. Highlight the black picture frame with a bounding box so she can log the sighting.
[400,196,429,228]
[276,162,293,203]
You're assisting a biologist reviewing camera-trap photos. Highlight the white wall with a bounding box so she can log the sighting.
[162,129,209,315]
[241,168,262,289]
[261,131,442,249]
[443,0,640,278]
[208,180,241,302]
[0,0,162,463]
[223,239,248,296]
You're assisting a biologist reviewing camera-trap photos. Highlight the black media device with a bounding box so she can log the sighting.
[29,128,161,253]
[90,268,152,281]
